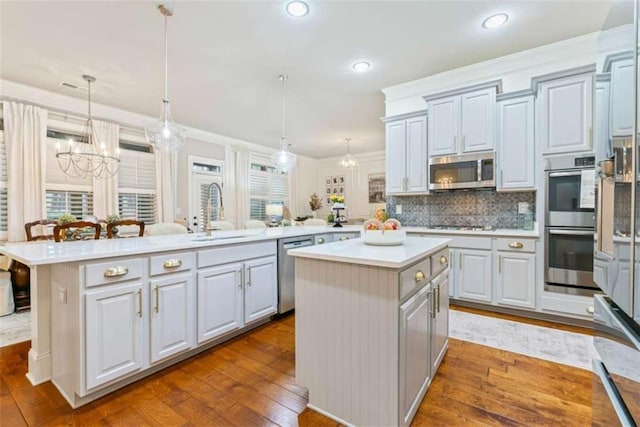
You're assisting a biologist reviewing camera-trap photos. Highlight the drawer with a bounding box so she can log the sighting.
[84,257,145,288]
[399,257,431,301]
[198,240,277,269]
[495,238,535,253]
[149,251,194,277]
[431,247,449,276]
[334,232,360,241]
[449,236,492,250]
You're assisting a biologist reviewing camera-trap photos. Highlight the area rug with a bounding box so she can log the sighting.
[0,310,31,347]
[449,309,593,370]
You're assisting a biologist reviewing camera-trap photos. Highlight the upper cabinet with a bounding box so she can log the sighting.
[608,57,633,138]
[537,72,593,155]
[385,113,428,194]
[496,94,535,191]
[426,86,496,157]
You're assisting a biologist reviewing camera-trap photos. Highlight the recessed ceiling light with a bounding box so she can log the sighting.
[482,13,509,29]
[352,61,371,73]
[286,1,309,17]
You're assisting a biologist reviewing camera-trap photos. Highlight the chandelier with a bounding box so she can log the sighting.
[271,74,297,173]
[56,75,120,179]
[145,4,186,152]
[339,138,358,169]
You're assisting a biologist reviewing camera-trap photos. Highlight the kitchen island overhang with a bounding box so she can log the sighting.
[290,236,451,426]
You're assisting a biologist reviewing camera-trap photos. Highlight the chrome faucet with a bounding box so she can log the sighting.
[205,182,224,236]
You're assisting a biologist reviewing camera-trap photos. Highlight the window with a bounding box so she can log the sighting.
[189,157,223,231]
[118,146,156,224]
[46,191,93,220]
[249,156,288,221]
[0,131,7,238]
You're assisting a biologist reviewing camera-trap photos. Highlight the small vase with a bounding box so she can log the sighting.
[311,211,317,218]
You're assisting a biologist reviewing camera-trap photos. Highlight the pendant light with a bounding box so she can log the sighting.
[271,74,297,173]
[55,75,120,179]
[339,138,358,169]
[145,4,186,152]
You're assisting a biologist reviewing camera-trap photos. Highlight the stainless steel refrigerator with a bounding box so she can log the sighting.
[593,1,640,425]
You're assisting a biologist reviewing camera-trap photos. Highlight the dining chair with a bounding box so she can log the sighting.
[24,219,57,241]
[53,221,101,242]
[244,220,267,229]
[303,218,327,226]
[106,220,145,238]
[210,220,236,231]
[144,222,188,236]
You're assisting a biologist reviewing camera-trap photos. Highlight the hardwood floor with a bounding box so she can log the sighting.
[0,310,592,426]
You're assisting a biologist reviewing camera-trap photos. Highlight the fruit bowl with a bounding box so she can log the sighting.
[361,229,406,246]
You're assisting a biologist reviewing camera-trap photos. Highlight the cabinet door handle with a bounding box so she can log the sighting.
[586,306,595,315]
[247,267,252,286]
[415,270,426,282]
[317,238,324,244]
[498,255,502,274]
[508,241,524,249]
[459,252,462,269]
[137,289,142,318]
[163,259,182,269]
[436,284,440,313]
[154,285,159,313]
[104,266,128,278]
[238,270,243,289]
[431,291,436,319]
[440,255,448,265]
[500,170,503,186]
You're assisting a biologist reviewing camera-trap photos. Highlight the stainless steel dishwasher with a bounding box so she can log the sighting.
[278,236,314,314]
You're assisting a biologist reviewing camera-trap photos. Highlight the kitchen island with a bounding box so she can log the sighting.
[290,236,451,426]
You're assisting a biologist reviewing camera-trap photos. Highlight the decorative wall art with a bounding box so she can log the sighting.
[368,173,386,203]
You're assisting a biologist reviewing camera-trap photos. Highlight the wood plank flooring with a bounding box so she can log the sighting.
[0,309,593,426]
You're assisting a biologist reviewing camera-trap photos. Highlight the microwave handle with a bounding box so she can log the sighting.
[548,229,594,236]
[548,171,583,178]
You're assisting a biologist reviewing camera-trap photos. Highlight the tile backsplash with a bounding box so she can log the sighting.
[387,191,536,229]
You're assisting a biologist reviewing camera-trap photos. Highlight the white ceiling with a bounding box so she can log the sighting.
[0,1,615,158]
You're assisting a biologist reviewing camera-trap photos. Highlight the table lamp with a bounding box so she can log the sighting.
[265,204,283,227]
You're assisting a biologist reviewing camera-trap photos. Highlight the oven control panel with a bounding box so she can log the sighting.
[575,156,595,167]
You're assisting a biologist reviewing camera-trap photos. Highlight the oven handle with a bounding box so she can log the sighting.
[548,229,594,236]
[548,171,583,178]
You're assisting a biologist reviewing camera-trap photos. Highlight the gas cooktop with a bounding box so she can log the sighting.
[432,225,495,232]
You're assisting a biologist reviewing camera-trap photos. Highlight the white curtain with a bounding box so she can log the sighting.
[92,119,119,220]
[288,164,299,219]
[234,146,250,225]
[155,150,177,223]
[3,101,48,242]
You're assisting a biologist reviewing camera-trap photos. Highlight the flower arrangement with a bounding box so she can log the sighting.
[57,213,77,225]
[105,214,121,224]
[309,193,322,211]
[330,194,345,204]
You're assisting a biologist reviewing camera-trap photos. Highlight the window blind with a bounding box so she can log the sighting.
[46,191,93,220]
[118,148,156,224]
[0,133,7,234]
[249,157,288,221]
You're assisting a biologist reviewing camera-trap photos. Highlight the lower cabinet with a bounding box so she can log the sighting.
[150,272,195,363]
[458,249,492,302]
[197,255,277,344]
[496,252,535,309]
[85,282,144,390]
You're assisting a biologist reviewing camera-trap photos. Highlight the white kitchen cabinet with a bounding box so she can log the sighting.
[497,95,535,191]
[385,114,428,194]
[538,72,593,155]
[244,256,278,324]
[85,282,144,390]
[427,88,496,157]
[457,249,492,302]
[594,77,611,162]
[399,285,432,425]
[197,263,244,344]
[431,271,449,372]
[609,58,633,138]
[150,272,195,363]
[496,252,535,309]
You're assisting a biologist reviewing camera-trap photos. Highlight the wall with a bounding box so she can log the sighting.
[311,151,385,221]
[387,191,535,229]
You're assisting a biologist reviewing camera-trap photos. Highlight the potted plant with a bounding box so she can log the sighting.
[105,214,121,236]
[56,213,77,240]
[309,193,322,218]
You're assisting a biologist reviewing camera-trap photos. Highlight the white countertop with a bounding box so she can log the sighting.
[0,223,537,267]
[289,236,450,269]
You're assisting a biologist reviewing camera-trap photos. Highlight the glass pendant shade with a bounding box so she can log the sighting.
[56,75,120,179]
[272,74,297,173]
[146,4,186,152]
[339,138,358,169]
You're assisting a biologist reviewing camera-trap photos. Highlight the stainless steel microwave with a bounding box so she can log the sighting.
[428,152,495,191]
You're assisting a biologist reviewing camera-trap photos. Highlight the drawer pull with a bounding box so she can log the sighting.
[439,255,448,265]
[317,238,325,244]
[137,289,142,318]
[339,236,349,241]
[508,241,524,249]
[104,266,128,278]
[163,259,182,269]
[415,270,426,282]
[586,306,595,315]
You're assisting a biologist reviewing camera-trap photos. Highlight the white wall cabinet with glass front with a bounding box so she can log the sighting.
[496,94,535,191]
[426,87,497,157]
[537,72,593,155]
[385,113,428,194]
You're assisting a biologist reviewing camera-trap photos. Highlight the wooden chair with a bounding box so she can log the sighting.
[106,220,145,238]
[53,221,101,242]
[24,219,57,241]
